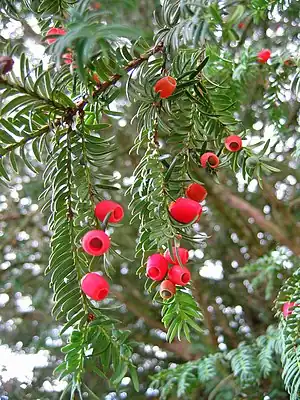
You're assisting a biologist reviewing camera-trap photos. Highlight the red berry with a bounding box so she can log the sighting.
[200,152,220,169]
[186,183,207,202]
[257,49,271,64]
[154,76,177,99]
[146,254,168,281]
[164,247,189,265]
[224,135,243,152]
[169,198,202,224]
[81,272,109,301]
[0,56,14,75]
[238,22,245,29]
[46,27,66,44]
[282,302,298,318]
[160,280,176,299]
[82,230,110,256]
[94,200,124,223]
[168,265,191,286]
[62,53,73,65]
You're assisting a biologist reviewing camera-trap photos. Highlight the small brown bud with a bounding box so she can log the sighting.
[0,56,14,75]
[88,313,95,322]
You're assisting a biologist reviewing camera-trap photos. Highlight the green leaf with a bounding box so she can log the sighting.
[0,159,9,180]
[0,129,15,144]
[227,5,245,25]
[111,362,128,385]
[91,365,108,380]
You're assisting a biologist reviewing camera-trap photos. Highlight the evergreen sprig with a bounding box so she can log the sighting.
[150,326,282,399]
[162,289,203,342]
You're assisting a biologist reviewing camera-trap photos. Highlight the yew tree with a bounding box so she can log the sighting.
[0,0,299,399]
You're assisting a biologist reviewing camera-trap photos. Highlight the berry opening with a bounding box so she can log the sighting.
[161,289,172,298]
[208,156,217,165]
[230,142,239,150]
[96,288,108,299]
[149,266,160,278]
[113,206,123,220]
[90,238,103,250]
[181,273,190,284]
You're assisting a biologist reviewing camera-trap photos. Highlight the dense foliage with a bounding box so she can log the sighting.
[0,0,299,399]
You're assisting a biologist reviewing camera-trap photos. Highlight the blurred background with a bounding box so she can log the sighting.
[0,0,299,399]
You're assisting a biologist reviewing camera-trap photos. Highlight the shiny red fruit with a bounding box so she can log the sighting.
[82,230,110,256]
[238,22,245,29]
[186,183,207,202]
[154,76,177,99]
[94,200,124,223]
[200,152,220,169]
[169,198,202,224]
[146,254,168,281]
[168,265,191,286]
[46,27,66,44]
[81,272,109,301]
[224,135,243,152]
[257,49,271,64]
[160,280,176,299]
[164,247,189,265]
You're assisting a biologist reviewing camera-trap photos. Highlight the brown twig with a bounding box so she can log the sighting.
[74,42,164,113]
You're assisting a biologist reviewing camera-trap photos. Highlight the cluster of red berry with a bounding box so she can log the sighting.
[146,248,190,300]
[148,76,246,300]
[154,76,243,172]
[45,27,100,84]
[199,135,243,170]
[145,182,209,299]
[80,200,124,302]
[46,28,73,64]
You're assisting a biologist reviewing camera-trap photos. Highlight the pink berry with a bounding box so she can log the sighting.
[168,265,191,286]
[186,183,207,202]
[169,198,202,224]
[82,230,110,256]
[94,200,124,223]
[224,135,243,152]
[200,152,220,169]
[146,254,168,281]
[164,247,189,265]
[81,272,109,301]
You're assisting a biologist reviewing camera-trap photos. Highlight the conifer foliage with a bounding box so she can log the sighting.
[0,0,299,398]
